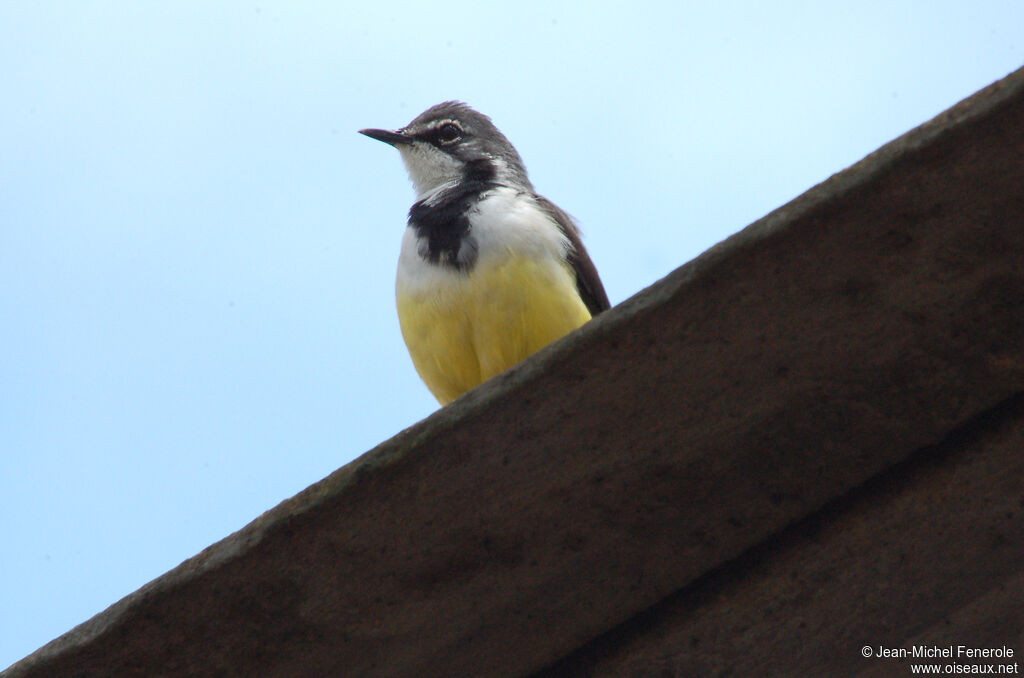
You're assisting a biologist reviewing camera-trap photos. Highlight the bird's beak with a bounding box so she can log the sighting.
[358,128,413,147]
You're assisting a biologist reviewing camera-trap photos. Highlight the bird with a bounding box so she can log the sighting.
[360,101,610,405]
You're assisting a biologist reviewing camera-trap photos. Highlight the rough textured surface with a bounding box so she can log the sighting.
[4,65,1024,678]
[534,395,1024,677]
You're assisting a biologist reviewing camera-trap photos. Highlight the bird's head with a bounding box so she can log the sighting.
[360,101,531,200]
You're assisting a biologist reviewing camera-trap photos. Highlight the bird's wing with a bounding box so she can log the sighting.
[534,194,611,316]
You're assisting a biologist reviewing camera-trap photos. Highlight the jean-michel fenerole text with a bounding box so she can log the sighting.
[874,646,1015,659]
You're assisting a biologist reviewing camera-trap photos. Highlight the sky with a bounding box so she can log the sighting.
[1,0,1021,669]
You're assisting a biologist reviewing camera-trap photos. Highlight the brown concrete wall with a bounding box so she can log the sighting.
[535,395,1024,677]
[4,65,1024,678]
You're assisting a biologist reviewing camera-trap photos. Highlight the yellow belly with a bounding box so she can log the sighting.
[396,255,592,405]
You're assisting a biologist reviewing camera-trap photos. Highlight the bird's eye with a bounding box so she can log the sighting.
[436,122,462,144]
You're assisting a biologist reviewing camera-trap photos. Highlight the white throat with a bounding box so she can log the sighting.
[397,142,464,200]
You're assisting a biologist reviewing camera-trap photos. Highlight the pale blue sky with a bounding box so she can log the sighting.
[2,1,1021,668]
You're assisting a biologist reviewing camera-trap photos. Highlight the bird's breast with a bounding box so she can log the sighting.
[400,187,570,277]
[395,210,590,404]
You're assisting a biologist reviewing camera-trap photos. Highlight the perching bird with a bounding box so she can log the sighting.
[360,101,610,405]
